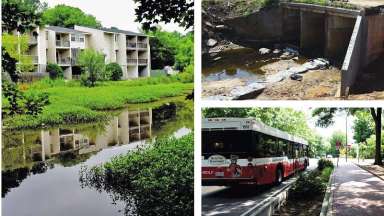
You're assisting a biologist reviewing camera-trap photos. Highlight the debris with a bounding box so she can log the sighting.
[207,39,218,47]
[259,48,271,55]
[290,73,303,81]
[287,66,308,74]
[213,57,222,61]
[303,58,330,70]
[283,47,299,55]
[273,49,281,54]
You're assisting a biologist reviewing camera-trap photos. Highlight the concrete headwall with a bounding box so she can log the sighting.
[341,16,364,96]
[300,11,326,55]
[223,8,284,45]
[362,14,384,66]
[325,15,356,61]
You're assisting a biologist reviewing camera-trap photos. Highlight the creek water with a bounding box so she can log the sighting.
[2,98,193,216]
[202,48,307,83]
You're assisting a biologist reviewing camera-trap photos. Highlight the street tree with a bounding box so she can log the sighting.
[134,0,194,30]
[312,108,383,165]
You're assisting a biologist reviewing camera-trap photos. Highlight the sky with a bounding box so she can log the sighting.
[301,108,355,145]
[42,0,188,34]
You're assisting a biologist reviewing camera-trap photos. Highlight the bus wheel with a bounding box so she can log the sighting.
[275,168,283,185]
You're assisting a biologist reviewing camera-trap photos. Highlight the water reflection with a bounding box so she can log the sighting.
[2,101,192,216]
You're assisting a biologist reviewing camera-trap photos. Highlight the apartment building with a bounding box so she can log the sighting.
[24,25,151,80]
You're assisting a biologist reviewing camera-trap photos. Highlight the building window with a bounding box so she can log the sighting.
[71,35,76,41]
[79,37,84,42]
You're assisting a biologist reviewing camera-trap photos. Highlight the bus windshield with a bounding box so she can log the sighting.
[202,130,252,158]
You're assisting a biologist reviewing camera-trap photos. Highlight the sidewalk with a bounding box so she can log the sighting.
[331,161,384,216]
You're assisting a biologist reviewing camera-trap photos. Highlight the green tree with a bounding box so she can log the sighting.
[329,131,346,157]
[148,29,193,71]
[41,5,101,28]
[353,110,375,144]
[77,49,105,87]
[2,0,46,82]
[1,0,47,33]
[312,108,383,165]
[134,0,193,30]
[2,33,34,73]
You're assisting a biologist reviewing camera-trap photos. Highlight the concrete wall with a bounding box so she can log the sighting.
[341,16,363,96]
[300,11,326,55]
[325,15,356,61]
[223,8,284,45]
[282,8,301,45]
[362,14,384,66]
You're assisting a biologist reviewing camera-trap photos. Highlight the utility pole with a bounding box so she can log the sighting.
[345,110,348,162]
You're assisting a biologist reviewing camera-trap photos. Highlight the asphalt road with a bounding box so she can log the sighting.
[202,158,318,216]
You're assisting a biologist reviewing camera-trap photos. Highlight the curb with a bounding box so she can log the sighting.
[354,162,384,181]
[320,169,335,216]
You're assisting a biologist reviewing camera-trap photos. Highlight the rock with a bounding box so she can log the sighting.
[259,48,271,55]
[230,82,266,100]
[292,56,299,61]
[273,49,281,54]
[280,52,294,60]
[207,38,218,47]
[287,66,308,74]
[164,65,178,75]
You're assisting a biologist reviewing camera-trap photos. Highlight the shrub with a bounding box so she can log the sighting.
[47,63,63,79]
[2,81,50,116]
[80,133,193,215]
[318,158,334,170]
[2,81,24,115]
[105,63,123,81]
[23,90,50,116]
[289,171,327,199]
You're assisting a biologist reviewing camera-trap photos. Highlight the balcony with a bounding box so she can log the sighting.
[57,57,71,65]
[137,42,147,49]
[127,58,137,65]
[56,40,70,48]
[126,42,136,49]
[138,59,148,65]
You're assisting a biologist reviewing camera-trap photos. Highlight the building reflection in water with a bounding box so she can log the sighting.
[39,109,152,161]
[2,109,152,169]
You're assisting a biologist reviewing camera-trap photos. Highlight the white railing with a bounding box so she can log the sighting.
[56,40,70,47]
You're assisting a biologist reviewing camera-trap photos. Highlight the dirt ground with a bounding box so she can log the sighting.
[274,196,324,216]
[257,68,341,100]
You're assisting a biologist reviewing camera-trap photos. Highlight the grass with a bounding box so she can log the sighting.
[290,0,360,10]
[3,75,193,130]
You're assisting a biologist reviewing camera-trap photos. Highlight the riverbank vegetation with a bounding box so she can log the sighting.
[3,75,193,130]
[79,133,193,215]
